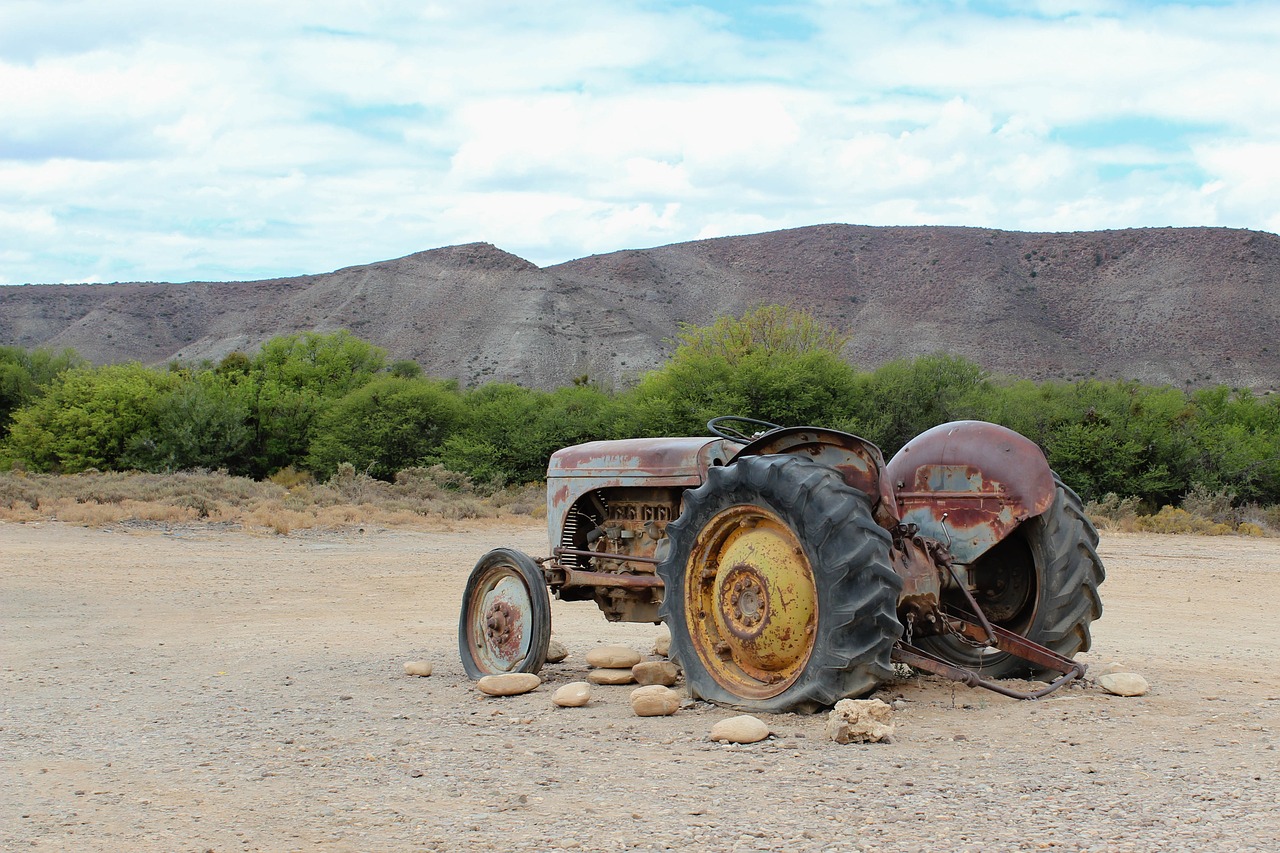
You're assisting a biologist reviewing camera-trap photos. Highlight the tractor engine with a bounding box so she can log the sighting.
[550,487,681,622]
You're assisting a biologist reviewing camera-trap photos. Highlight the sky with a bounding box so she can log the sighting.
[1,0,1278,285]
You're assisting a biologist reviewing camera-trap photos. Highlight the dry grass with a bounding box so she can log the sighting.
[3,468,1273,538]
[0,466,544,535]
[1086,486,1278,537]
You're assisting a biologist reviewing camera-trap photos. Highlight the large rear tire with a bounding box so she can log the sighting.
[916,474,1104,678]
[657,455,903,713]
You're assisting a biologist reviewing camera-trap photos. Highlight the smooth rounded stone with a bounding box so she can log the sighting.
[826,698,894,744]
[1099,671,1149,697]
[586,667,636,685]
[402,660,433,677]
[653,631,671,658]
[477,673,541,696]
[586,645,642,669]
[552,681,592,707]
[710,715,770,744]
[546,638,569,663]
[632,660,679,686]
[630,685,680,717]
[1096,661,1129,676]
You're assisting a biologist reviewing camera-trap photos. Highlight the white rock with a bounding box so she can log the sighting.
[630,685,680,717]
[709,715,770,744]
[402,660,433,677]
[552,682,591,707]
[546,639,569,663]
[632,660,679,686]
[586,645,642,669]
[1096,661,1129,675]
[653,631,671,658]
[477,673,541,696]
[586,667,636,686]
[826,698,894,744]
[1099,672,1149,697]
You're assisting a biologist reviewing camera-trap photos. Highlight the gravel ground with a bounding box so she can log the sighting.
[2,520,1278,852]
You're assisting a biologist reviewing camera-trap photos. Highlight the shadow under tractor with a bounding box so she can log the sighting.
[459,417,1105,712]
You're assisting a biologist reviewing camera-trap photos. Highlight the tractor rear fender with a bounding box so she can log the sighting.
[730,427,900,529]
[884,421,1056,565]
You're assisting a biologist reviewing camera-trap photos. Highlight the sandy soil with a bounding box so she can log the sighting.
[2,520,1278,852]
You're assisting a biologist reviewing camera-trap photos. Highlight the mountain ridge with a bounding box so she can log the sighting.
[2,224,1277,391]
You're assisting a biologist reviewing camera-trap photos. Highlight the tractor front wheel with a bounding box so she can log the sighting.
[458,548,552,679]
[657,454,902,713]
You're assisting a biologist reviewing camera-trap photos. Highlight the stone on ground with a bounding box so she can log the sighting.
[632,660,679,686]
[586,645,642,669]
[402,660,433,677]
[709,715,770,744]
[1099,672,1150,696]
[826,698,894,744]
[586,667,636,686]
[653,631,671,658]
[546,638,569,663]
[477,673,541,696]
[630,685,680,717]
[552,682,592,707]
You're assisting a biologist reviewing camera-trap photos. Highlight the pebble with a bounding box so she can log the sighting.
[826,698,894,744]
[630,685,680,716]
[546,639,569,663]
[586,645,642,668]
[403,660,433,677]
[476,673,541,696]
[1099,672,1150,696]
[632,660,679,686]
[552,682,592,707]
[586,667,636,685]
[709,715,770,744]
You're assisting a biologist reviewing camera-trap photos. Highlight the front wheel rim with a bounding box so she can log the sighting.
[685,505,818,699]
[465,565,535,673]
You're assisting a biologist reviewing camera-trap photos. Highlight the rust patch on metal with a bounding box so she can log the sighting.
[885,421,1055,565]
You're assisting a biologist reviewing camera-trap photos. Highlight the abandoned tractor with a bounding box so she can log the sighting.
[458,417,1105,713]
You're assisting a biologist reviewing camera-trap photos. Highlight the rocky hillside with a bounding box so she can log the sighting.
[2,224,1277,390]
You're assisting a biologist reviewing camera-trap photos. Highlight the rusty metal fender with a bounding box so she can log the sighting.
[884,421,1056,565]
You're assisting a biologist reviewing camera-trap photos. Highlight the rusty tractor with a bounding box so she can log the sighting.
[458,417,1104,712]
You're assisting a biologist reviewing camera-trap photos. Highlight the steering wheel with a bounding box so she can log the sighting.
[707,415,783,443]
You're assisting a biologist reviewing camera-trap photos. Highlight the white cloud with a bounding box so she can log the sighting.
[0,0,1278,284]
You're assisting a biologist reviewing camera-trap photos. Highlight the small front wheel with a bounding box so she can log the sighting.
[458,548,551,679]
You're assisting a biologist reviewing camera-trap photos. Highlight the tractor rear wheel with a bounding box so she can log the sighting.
[657,454,902,713]
[917,474,1104,678]
[458,548,551,679]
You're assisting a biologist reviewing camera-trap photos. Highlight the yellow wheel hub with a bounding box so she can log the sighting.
[686,505,817,699]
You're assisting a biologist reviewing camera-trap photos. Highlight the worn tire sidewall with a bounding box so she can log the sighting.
[659,455,902,713]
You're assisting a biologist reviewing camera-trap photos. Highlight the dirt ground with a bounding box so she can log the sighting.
[2,520,1278,852]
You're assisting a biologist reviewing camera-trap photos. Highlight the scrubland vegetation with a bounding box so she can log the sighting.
[2,306,1277,534]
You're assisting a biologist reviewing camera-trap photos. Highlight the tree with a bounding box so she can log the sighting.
[121,371,254,473]
[306,377,464,480]
[437,383,619,486]
[0,346,83,439]
[5,363,182,472]
[847,354,990,453]
[245,331,387,475]
[619,305,860,436]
